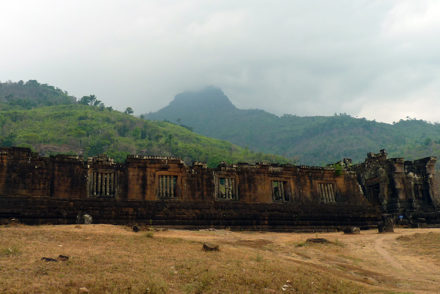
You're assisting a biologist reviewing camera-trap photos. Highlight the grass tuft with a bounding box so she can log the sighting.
[255,253,263,262]
[143,276,168,294]
[145,232,154,238]
[0,246,21,257]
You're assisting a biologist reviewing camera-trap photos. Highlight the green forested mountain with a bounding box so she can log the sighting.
[0,80,75,109]
[0,82,287,167]
[4,80,440,167]
[147,87,440,165]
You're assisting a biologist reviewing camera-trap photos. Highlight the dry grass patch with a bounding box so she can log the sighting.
[0,246,21,257]
[0,225,369,294]
[396,232,440,263]
[3,226,440,293]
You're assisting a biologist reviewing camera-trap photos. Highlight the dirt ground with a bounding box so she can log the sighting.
[1,224,439,293]
[161,227,440,293]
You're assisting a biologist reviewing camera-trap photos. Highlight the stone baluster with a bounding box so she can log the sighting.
[170,176,174,198]
[329,184,335,202]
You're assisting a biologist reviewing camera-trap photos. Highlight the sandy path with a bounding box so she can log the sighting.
[374,233,405,271]
[371,230,440,293]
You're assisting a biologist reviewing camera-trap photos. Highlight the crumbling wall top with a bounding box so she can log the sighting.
[327,158,352,168]
[367,149,387,160]
[87,154,115,165]
[125,155,185,165]
[51,154,83,162]
[390,158,405,163]
[299,165,334,171]
[405,156,437,175]
[0,147,44,161]
[192,161,208,169]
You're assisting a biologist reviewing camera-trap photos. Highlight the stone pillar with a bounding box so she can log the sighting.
[327,184,331,202]
[170,176,174,198]
[108,173,111,196]
[107,173,111,195]
[98,173,102,196]
[280,181,285,200]
[329,184,335,202]
[102,174,106,196]
[110,173,114,195]
[105,173,109,196]
[95,172,98,196]
[91,172,95,195]
[230,178,234,199]
[101,173,104,196]
[319,184,323,202]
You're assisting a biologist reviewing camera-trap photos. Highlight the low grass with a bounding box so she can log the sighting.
[0,225,366,294]
[0,246,21,257]
[294,238,344,248]
[145,231,154,238]
[3,226,440,293]
[396,232,440,264]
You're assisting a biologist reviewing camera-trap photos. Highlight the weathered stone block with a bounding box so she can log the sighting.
[343,226,360,234]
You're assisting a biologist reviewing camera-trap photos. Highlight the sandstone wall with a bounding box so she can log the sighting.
[0,196,380,230]
[0,147,378,228]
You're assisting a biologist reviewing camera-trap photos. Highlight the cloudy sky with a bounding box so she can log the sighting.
[1,0,439,123]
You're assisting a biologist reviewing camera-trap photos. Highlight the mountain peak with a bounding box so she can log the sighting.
[170,86,236,112]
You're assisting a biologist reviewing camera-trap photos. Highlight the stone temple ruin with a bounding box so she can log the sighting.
[0,147,439,229]
[350,149,440,225]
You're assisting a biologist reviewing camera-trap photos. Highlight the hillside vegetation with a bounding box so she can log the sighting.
[0,80,75,109]
[0,81,287,167]
[147,87,440,165]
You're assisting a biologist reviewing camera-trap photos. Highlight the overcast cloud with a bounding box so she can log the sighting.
[1,0,440,123]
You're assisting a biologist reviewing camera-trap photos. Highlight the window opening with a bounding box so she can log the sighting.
[217,177,236,200]
[158,175,178,199]
[90,171,115,197]
[318,183,336,203]
[272,180,289,202]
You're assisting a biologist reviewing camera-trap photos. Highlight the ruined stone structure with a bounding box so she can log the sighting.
[0,147,438,229]
[350,150,440,224]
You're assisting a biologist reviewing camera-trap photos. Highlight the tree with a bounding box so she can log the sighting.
[124,107,134,115]
[89,95,97,105]
[0,133,16,147]
[79,94,98,106]
[424,137,432,146]
[79,96,92,105]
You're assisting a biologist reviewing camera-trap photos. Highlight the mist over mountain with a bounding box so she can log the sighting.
[147,87,278,138]
[147,87,440,165]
